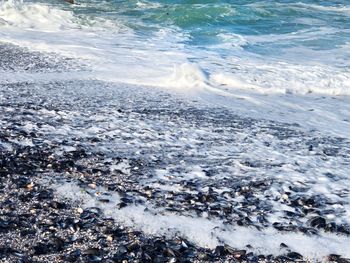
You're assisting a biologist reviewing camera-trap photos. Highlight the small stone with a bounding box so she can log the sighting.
[67,250,81,261]
[234,251,247,259]
[98,198,110,203]
[328,254,341,261]
[286,251,303,260]
[309,216,326,229]
[33,243,50,255]
[164,247,176,257]
[280,243,288,248]
[117,245,128,255]
[281,194,289,200]
[88,183,96,189]
[26,182,34,190]
[77,208,84,214]
[51,237,65,252]
[50,201,66,209]
[214,245,225,256]
[106,235,113,242]
[117,202,128,209]
[198,252,209,260]
[83,248,101,256]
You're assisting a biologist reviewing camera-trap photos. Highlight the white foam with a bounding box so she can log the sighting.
[0,0,75,31]
[217,32,248,48]
[208,61,350,96]
[163,63,209,89]
[1,1,350,137]
[1,1,349,97]
[135,0,162,9]
[296,3,350,14]
[195,86,350,137]
[55,181,350,261]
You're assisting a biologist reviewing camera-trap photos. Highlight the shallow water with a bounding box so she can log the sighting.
[0,0,349,94]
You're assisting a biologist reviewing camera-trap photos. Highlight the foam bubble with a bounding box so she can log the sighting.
[54,181,350,261]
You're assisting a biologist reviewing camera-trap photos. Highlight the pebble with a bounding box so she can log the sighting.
[281,194,289,200]
[309,216,327,229]
[26,182,34,190]
[88,183,97,189]
[0,77,349,262]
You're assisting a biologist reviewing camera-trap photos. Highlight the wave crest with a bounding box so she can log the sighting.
[0,0,75,31]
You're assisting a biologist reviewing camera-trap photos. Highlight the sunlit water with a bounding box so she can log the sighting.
[1,0,349,94]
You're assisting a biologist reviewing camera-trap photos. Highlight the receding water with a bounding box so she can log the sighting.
[1,0,350,94]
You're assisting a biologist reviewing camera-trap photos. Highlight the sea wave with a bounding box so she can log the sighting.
[0,0,75,31]
[295,2,350,14]
[0,0,349,96]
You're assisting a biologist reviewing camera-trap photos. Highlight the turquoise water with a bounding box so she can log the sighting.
[62,0,350,60]
[2,0,349,94]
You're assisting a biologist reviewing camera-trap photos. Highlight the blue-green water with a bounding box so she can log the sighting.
[67,0,350,54]
[2,0,350,94]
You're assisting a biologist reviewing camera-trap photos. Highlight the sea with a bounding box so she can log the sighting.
[1,0,350,133]
[1,0,350,91]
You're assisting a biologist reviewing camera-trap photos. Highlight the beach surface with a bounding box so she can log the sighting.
[1,43,350,262]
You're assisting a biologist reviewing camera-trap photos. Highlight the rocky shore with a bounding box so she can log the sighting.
[1,43,350,262]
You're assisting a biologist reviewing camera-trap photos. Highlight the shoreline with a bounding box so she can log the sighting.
[0,43,350,262]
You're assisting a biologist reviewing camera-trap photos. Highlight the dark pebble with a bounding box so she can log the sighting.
[309,216,326,229]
